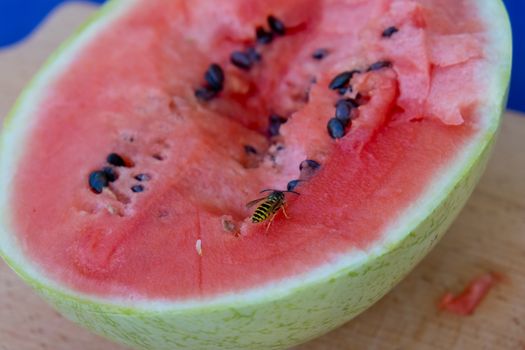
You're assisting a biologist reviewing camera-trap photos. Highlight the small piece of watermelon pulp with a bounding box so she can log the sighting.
[439,272,501,316]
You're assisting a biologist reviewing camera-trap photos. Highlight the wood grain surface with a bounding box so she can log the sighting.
[0,3,524,350]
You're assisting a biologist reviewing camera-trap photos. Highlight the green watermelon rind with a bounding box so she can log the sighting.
[0,0,512,349]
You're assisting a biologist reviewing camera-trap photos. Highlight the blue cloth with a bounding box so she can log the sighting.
[0,1,106,48]
[502,0,523,112]
[0,0,522,112]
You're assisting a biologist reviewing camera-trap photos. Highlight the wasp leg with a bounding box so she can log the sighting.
[265,213,278,233]
[281,205,290,219]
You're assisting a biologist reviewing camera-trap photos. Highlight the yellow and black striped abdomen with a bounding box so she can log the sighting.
[251,199,280,223]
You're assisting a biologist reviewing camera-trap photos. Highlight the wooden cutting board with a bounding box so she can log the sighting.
[0,3,523,350]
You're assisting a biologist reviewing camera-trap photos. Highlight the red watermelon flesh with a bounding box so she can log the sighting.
[13,0,486,299]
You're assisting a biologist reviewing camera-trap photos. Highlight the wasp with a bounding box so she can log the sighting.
[246,189,299,231]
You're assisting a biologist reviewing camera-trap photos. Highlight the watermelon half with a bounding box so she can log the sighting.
[0,0,511,349]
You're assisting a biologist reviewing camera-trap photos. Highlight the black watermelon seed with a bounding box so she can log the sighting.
[195,86,218,101]
[328,70,360,90]
[368,60,393,71]
[287,179,301,192]
[299,159,321,171]
[335,101,351,125]
[327,118,346,139]
[312,48,328,60]
[267,15,286,35]
[335,98,358,125]
[256,26,274,44]
[230,51,252,70]
[107,153,126,167]
[204,63,224,91]
[268,114,288,137]
[329,72,352,90]
[134,173,151,182]
[328,70,359,92]
[336,97,359,109]
[131,184,144,193]
[244,145,258,154]
[382,26,399,38]
[102,167,118,182]
[89,171,108,194]
[246,47,262,62]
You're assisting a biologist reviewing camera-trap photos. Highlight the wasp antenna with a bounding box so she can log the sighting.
[284,190,300,195]
[259,189,276,194]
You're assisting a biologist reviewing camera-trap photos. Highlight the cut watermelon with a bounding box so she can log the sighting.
[0,0,511,349]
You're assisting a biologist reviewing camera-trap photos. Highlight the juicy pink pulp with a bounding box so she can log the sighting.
[13,0,485,299]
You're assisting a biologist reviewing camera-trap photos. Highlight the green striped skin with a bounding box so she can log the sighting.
[250,191,286,223]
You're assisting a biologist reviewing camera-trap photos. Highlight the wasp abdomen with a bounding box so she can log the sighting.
[252,202,274,223]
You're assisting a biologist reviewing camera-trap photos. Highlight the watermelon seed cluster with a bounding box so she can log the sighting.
[192,17,396,195]
[194,15,286,102]
[230,15,286,71]
[88,153,149,195]
[326,60,393,139]
[328,97,359,138]
[285,159,321,192]
[195,63,225,101]
[89,153,126,193]
[327,71,360,139]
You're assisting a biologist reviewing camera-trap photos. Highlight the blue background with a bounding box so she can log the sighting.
[0,0,522,112]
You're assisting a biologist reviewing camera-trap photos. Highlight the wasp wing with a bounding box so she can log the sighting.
[246,196,267,208]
